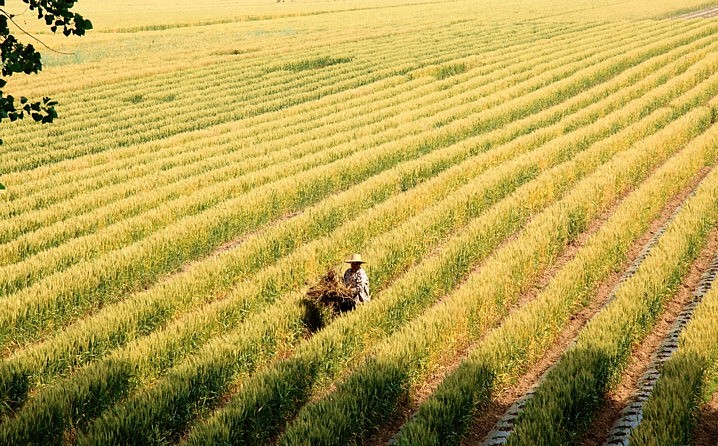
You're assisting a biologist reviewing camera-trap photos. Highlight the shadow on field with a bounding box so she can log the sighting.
[693,400,718,446]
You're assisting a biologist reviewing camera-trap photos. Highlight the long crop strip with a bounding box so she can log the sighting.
[2,2,718,444]
[0,16,685,356]
[504,138,718,445]
[2,26,700,440]
[175,94,713,446]
[4,24,709,423]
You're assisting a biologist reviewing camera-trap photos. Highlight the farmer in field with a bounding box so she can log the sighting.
[343,253,370,305]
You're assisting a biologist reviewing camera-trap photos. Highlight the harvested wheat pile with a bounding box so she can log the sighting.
[306,269,355,313]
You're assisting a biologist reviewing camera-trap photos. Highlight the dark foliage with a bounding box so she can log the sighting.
[0,0,91,141]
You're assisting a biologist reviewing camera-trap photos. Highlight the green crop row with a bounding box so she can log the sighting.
[629,271,718,444]
[176,96,694,446]
[276,104,714,445]
[0,15,675,355]
[505,134,718,446]
[394,114,718,446]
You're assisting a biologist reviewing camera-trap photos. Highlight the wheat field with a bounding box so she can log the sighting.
[2,0,718,444]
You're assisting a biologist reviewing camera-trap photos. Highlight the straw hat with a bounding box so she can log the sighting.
[345,253,366,264]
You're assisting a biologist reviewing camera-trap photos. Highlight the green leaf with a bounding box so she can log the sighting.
[0,183,5,191]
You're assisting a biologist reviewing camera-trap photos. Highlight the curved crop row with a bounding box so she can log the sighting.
[175,101,696,446]
[394,116,718,446]
[0,59,673,440]
[0,20,628,270]
[275,107,714,445]
[505,132,718,446]
[628,265,718,444]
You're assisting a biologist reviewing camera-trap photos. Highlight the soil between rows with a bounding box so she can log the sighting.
[579,225,718,445]
[694,390,718,446]
[457,167,711,446]
[361,158,709,446]
[363,156,635,446]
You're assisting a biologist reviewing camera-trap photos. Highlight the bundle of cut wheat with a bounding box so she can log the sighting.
[306,269,356,313]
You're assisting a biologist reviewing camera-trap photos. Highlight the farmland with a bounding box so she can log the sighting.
[2,0,718,444]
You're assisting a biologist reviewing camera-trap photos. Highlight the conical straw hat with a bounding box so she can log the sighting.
[345,253,366,264]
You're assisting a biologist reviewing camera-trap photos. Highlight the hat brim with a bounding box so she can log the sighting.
[345,260,366,264]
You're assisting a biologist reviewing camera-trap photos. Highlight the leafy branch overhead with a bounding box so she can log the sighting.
[0,0,91,127]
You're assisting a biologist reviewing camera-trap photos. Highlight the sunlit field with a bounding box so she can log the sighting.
[2,0,718,444]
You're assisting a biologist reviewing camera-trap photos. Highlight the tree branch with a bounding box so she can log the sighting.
[0,8,74,55]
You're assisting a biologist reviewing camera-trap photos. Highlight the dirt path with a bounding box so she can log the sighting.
[694,390,718,446]
[365,164,704,446]
[464,167,710,446]
[364,147,632,446]
[676,7,718,19]
[578,228,718,445]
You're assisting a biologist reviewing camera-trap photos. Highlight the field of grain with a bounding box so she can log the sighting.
[2,0,718,444]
